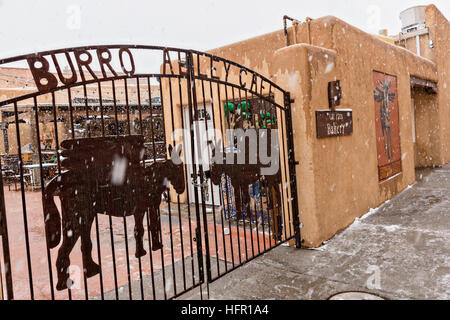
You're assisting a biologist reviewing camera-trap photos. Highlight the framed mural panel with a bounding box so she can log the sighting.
[373,71,402,181]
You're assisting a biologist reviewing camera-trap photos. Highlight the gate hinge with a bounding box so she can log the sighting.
[290,160,300,166]
[290,99,295,103]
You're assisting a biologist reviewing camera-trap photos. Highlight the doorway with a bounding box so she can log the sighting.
[411,88,439,168]
[182,103,220,207]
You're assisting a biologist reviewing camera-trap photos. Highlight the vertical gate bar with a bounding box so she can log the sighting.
[190,52,211,299]
[251,183,261,255]
[13,101,34,299]
[124,77,144,300]
[279,107,293,239]
[124,79,131,135]
[230,87,243,265]
[147,79,158,157]
[250,94,265,254]
[263,181,271,248]
[261,97,273,249]
[108,215,119,300]
[51,93,62,171]
[277,105,288,241]
[0,159,14,299]
[175,78,188,293]
[82,89,89,137]
[252,93,267,251]
[250,92,262,255]
[67,88,76,138]
[33,96,57,300]
[190,52,211,295]
[256,95,267,252]
[199,75,220,277]
[144,209,156,300]
[112,79,133,300]
[64,90,74,300]
[122,215,133,300]
[157,77,168,300]
[97,83,105,137]
[133,78,146,300]
[145,76,159,300]
[166,76,179,296]
[176,69,197,289]
[112,80,120,133]
[284,92,301,248]
[206,77,222,276]
[279,111,289,241]
[268,97,287,243]
[108,80,120,299]
[273,103,285,243]
[237,88,249,261]
[93,82,105,300]
[262,100,275,249]
[0,244,3,299]
[123,80,135,300]
[221,83,235,268]
[185,51,206,286]
[269,101,278,245]
[214,81,229,272]
[168,55,187,292]
[136,78,143,135]
[82,84,91,138]
[243,90,256,258]
[79,88,92,299]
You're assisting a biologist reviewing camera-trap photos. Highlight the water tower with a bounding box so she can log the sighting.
[400,6,426,33]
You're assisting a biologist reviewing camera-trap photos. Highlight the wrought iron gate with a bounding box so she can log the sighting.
[0,45,300,300]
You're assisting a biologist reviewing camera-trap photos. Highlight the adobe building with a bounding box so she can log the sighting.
[163,4,449,247]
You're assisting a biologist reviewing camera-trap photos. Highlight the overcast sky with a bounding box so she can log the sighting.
[0,0,448,60]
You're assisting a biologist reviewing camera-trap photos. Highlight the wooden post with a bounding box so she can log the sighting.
[270,185,280,241]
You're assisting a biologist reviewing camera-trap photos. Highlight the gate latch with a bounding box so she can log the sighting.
[191,172,210,202]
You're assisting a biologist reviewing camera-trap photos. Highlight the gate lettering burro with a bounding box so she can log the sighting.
[0,45,300,300]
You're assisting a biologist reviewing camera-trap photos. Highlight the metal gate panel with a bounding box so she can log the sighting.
[0,45,300,300]
[183,50,302,286]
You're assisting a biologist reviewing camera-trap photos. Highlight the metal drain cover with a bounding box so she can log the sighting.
[328,291,385,300]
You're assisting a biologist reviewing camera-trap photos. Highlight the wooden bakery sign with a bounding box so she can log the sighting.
[315,110,353,138]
